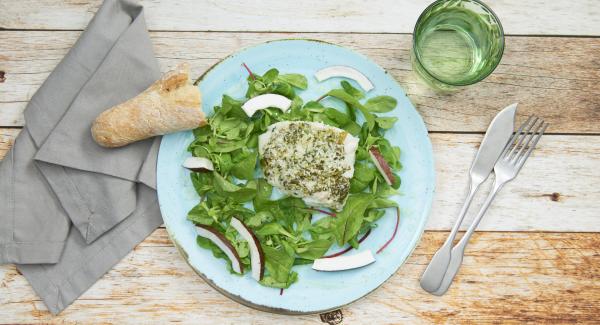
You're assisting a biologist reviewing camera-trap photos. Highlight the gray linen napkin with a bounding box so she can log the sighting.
[0,0,165,314]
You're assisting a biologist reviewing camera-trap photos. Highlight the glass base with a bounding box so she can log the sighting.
[410,48,459,93]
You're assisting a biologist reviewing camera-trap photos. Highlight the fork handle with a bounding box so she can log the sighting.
[431,179,506,296]
[460,180,505,245]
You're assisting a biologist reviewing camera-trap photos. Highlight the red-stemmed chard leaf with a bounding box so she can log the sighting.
[242,62,256,80]
[303,207,336,217]
[376,207,400,254]
[322,229,371,258]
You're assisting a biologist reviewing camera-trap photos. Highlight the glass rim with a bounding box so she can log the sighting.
[412,0,505,87]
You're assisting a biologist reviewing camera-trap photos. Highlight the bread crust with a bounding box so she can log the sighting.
[91,63,206,147]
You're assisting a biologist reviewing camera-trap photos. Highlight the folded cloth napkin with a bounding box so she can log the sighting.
[0,0,164,314]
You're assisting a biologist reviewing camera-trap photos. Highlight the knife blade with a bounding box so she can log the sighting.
[469,103,518,179]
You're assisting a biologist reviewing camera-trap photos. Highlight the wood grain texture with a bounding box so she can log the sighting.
[1,0,599,35]
[1,129,598,232]
[0,128,19,160]
[1,229,598,324]
[1,31,599,132]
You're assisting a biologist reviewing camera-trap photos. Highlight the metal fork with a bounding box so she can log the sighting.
[431,116,549,296]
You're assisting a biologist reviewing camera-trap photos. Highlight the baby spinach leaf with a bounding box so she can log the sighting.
[293,258,314,266]
[212,172,257,202]
[391,172,401,189]
[369,197,398,209]
[192,145,210,158]
[231,149,258,180]
[187,202,214,226]
[272,81,294,98]
[308,217,335,241]
[326,89,375,130]
[256,223,295,238]
[295,238,334,260]
[260,271,298,289]
[192,125,211,143]
[355,146,369,161]
[190,172,213,196]
[209,138,247,153]
[245,211,273,228]
[375,116,398,129]
[312,113,338,127]
[364,208,386,224]
[323,107,352,127]
[348,237,360,249]
[341,80,365,99]
[349,162,376,193]
[345,103,357,122]
[262,245,296,287]
[220,95,246,117]
[262,68,279,83]
[213,153,233,174]
[333,193,374,245]
[277,74,308,89]
[364,96,397,113]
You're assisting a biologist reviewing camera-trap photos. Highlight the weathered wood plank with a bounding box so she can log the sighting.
[0,128,19,159]
[1,129,598,232]
[1,0,599,36]
[1,31,599,132]
[1,229,598,324]
[427,133,600,232]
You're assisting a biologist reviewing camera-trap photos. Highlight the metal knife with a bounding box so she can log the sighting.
[420,103,517,293]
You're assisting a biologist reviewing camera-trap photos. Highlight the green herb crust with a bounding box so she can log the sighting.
[259,121,354,210]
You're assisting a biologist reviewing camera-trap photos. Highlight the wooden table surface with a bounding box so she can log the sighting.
[1,1,599,324]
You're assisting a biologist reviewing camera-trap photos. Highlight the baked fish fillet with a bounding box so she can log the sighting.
[258,121,359,211]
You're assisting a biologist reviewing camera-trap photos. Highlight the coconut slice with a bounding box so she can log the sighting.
[183,157,214,172]
[312,250,376,271]
[230,217,265,281]
[314,65,374,92]
[196,225,243,274]
[369,147,395,186]
[241,94,292,117]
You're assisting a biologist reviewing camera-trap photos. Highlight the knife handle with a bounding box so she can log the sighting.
[420,176,481,293]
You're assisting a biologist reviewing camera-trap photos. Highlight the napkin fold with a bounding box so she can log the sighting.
[0,0,164,314]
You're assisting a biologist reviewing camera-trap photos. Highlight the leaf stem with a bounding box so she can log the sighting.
[315,94,328,102]
[303,207,336,217]
[376,207,400,254]
[321,229,371,258]
[242,62,256,80]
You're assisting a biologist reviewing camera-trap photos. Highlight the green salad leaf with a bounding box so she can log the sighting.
[326,88,376,130]
[277,74,308,90]
[364,96,398,113]
[333,193,374,246]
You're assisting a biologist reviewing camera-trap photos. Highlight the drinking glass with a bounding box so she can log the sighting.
[412,0,504,90]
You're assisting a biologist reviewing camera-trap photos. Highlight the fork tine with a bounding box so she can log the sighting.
[507,116,539,161]
[501,115,534,158]
[516,122,548,171]
[511,118,544,164]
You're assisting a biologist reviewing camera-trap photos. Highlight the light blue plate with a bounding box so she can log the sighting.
[157,39,435,314]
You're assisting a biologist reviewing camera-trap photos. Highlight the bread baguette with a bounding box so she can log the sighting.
[91,63,206,147]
